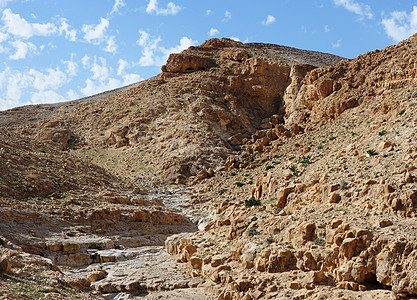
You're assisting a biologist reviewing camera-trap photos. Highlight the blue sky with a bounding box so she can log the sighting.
[0,0,416,111]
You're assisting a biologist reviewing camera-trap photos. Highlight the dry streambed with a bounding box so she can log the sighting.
[0,184,214,299]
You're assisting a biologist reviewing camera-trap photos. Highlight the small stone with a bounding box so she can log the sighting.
[329,192,341,203]
[379,219,393,228]
[0,255,11,275]
[288,282,301,290]
[359,284,367,291]
[331,220,343,229]
[87,270,107,283]
[252,290,264,299]
[189,256,202,271]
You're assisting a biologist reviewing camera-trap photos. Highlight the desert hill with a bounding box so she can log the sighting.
[6,38,343,185]
[0,36,416,299]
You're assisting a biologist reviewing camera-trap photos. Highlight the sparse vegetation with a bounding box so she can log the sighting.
[300,155,311,165]
[266,237,274,244]
[366,149,377,156]
[378,130,387,136]
[339,180,347,190]
[245,198,261,207]
[314,238,325,246]
[218,188,228,195]
[289,165,299,176]
[247,228,260,236]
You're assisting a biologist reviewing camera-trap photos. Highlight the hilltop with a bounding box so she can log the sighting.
[0,36,416,299]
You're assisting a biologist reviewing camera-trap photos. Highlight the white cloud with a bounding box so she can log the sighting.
[382,6,417,42]
[136,30,163,66]
[110,0,126,15]
[206,9,212,15]
[122,73,142,85]
[262,15,276,26]
[0,68,30,110]
[29,68,67,91]
[90,57,110,81]
[223,10,231,22]
[63,54,77,77]
[81,18,117,53]
[82,18,109,44]
[0,31,8,53]
[333,0,373,20]
[0,97,23,111]
[0,31,8,43]
[117,58,129,75]
[9,40,36,60]
[81,77,121,96]
[0,66,74,110]
[324,25,330,32]
[66,89,79,101]
[161,36,197,55]
[208,28,219,37]
[230,36,240,42]
[81,55,90,68]
[4,70,31,101]
[332,39,342,48]
[146,0,182,16]
[31,90,66,104]
[2,8,57,39]
[104,35,117,53]
[59,19,77,42]
[136,30,197,67]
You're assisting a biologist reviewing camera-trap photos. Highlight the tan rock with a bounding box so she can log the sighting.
[87,270,107,283]
[0,255,11,275]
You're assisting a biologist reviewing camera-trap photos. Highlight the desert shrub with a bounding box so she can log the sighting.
[245,198,261,207]
[366,149,377,156]
[314,238,325,246]
[247,228,259,236]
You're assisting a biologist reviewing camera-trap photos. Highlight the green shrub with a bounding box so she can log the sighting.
[266,165,274,170]
[218,189,228,195]
[366,149,377,156]
[314,238,325,246]
[289,165,299,176]
[245,198,261,207]
[378,130,387,136]
[235,182,245,187]
[300,155,311,165]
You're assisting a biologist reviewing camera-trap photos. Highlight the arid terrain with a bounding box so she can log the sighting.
[0,36,417,299]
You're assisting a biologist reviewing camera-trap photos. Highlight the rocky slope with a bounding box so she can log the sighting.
[12,38,342,184]
[0,35,417,299]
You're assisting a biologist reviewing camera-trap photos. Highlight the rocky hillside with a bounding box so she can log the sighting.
[9,38,342,185]
[166,36,417,299]
[0,35,417,299]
